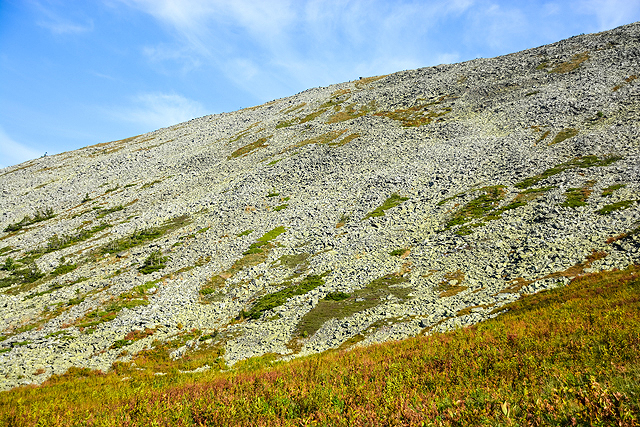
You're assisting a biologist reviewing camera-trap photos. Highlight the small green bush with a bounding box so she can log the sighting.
[138,251,168,274]
[324,291,350,301]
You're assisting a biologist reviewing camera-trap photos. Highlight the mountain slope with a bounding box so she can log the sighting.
[1,22,639,391]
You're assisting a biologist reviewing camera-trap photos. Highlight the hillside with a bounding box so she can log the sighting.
[0,22,639,392]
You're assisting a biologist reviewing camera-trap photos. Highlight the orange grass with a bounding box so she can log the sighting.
[2,266,639,426]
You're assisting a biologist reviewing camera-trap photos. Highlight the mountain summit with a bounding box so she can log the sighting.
[1,22,639,390]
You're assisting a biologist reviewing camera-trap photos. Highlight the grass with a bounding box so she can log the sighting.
[562,181,595,208]
[75,282,158,331]
[550,51,590,73]
[374,96,452,127]
[138,250,168,274]
[96,205,124,219]
[613,75,638,91]
[281,130,348,154]
[326,102,376,123]
[200,227,287,299]
[273,204,288,212]
[549,128,578,145]
[100,215,190,255]
[43,222,110,254]
[515,155,621,189]
[598,200,636,215]
[602,184,626,197]
[295,267,412,339]
[364,193,409,219]
[437,270,468,297]
[229,136,270,159]
[3,265,639,425]
[3,207,55,233]
[444,186,505,230]
[244,274,327,320]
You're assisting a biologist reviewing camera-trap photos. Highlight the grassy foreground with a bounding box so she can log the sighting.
[2,266,639,426]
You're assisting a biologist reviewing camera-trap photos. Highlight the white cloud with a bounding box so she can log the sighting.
[0,127,42,169]
[575,0,640,31]
[111,92,208,130]
[113,0,477,96]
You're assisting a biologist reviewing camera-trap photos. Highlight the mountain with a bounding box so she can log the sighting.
[1,22,639,391]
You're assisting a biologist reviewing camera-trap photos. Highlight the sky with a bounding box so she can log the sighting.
[1,0,640,169]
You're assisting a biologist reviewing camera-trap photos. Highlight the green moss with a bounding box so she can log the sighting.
[267,192,280,198]
[273,204,288,212]
[597,200,636,215]
[550,128,578,145]
[237,229,253,237]
[364,193,409,219]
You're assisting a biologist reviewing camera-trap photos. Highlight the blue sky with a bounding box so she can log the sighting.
[1,0,640,168]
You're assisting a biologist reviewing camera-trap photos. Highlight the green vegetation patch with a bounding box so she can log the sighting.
[110,328,155,350]
[76,283,158,330]
[374,96,452,127]
[444,186,505,229]
[364,193,409,219]
[228,136,270,159]
[0,262,45,292]
[550,51,590,73]
[3,267,640,425]
[201,227,287,299]
[296,270,411,339]
[244,274,327,320]
[44,223,110,254]
[562,181,595,208]
[96,205,124,219]
[281,130,348,155]
[141,179,162,190]
[602,184,626,197]
[515,155,621,189]
[597,200,636,215]
[100,215,190,255]
[138,251,168,274]
[326,101,376,123]
[550,128,578,145]
[3,207,55,233]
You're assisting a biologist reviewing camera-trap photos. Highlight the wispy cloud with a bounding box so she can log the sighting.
[114,0,476,97]
[575,0,640,31]
[110,92,208,130]
[33,1,94,34]
[0,127,42,169]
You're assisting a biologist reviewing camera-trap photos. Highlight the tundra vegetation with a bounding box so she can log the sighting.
[1,266,638,426]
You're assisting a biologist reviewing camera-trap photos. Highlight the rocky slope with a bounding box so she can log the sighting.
[1,22,639,391]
